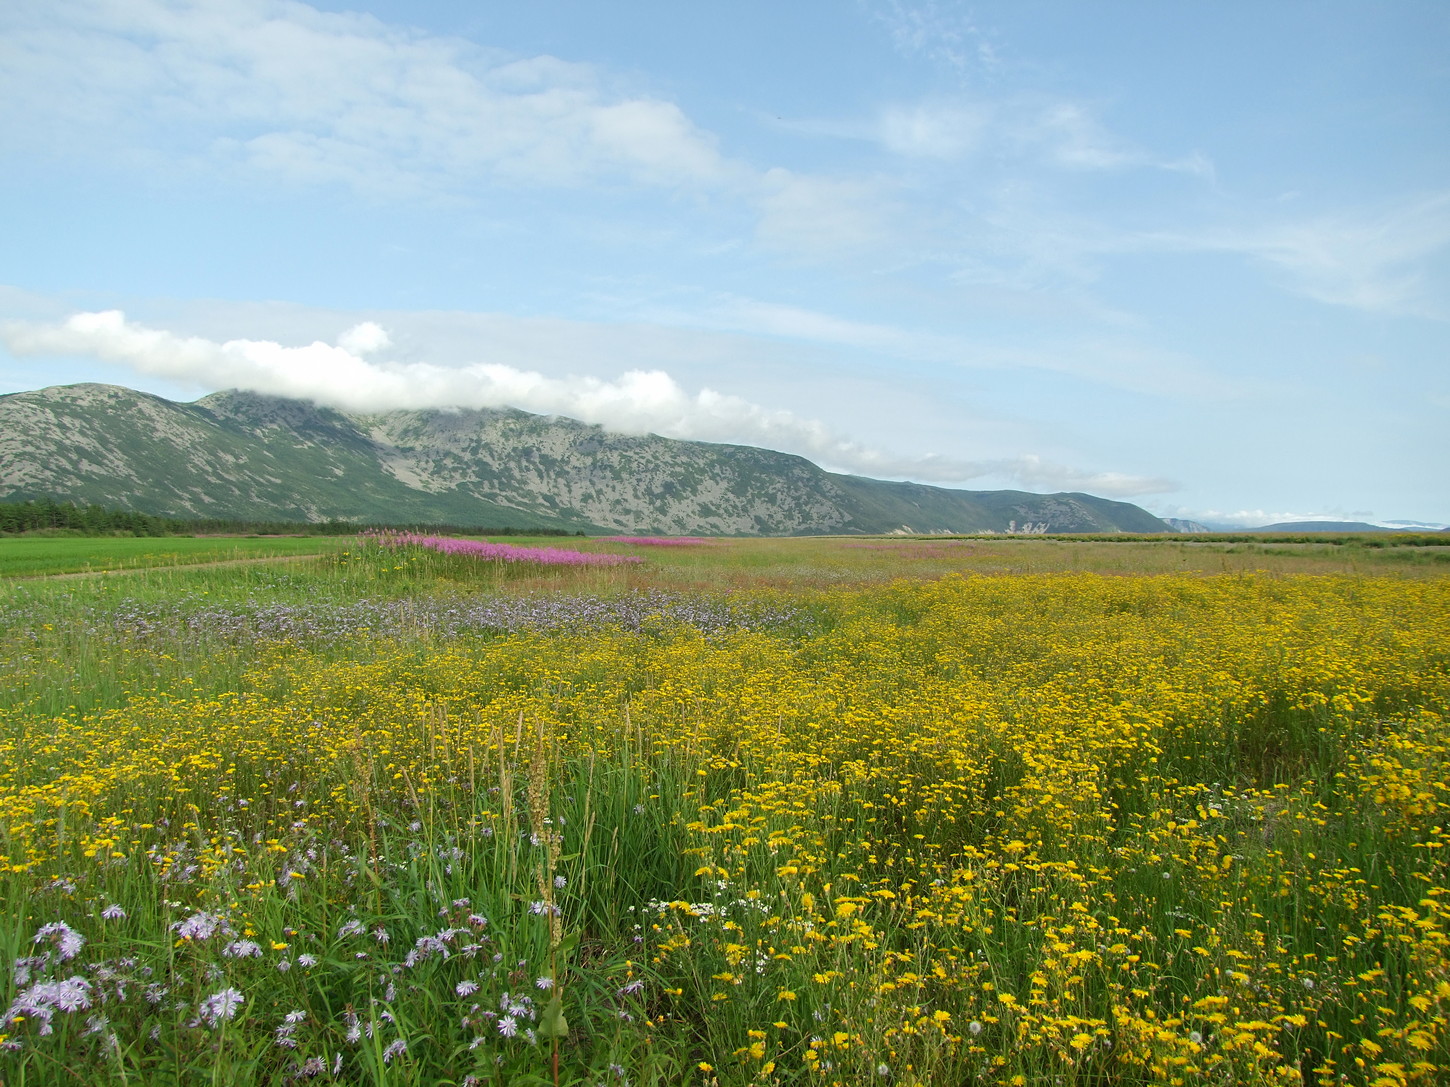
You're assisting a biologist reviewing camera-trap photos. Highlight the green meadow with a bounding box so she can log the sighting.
[0,536,352,578]
[1,533,1447,1085]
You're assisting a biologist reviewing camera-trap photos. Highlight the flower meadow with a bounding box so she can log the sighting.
[366,532,642,568]
[1,536,1448,1086]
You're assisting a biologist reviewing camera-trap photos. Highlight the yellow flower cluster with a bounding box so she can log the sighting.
[1,572,1446,1085]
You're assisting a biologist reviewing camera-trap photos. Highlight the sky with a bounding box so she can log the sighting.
[1,0,1447,528]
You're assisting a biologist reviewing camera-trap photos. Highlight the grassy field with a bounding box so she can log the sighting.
[0,535,351,578]
[4,531,1447,585]
[1,534,1447,1085]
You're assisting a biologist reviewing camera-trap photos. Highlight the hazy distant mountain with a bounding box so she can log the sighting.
[1255,521,1406,533]
[1161,517,1212,533]
[0,383,1172,535]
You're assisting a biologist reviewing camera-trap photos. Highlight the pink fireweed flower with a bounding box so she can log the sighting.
[368,531,640,567]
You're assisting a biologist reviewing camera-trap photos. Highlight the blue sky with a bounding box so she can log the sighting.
[1,0,1446,527]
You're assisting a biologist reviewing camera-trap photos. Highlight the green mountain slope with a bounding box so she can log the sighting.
[0,384,1171,535]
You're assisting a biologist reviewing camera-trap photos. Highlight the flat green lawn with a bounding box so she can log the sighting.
[0,534,351,577]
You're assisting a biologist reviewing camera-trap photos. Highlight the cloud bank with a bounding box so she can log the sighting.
[0,310,1172,497]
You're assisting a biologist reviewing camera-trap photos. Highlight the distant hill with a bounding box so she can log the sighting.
[1256,521,1399,533]
[1161,517,1212,533]
[0,383,1172,536]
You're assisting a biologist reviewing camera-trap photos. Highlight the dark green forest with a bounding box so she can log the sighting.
[0,499,583,538]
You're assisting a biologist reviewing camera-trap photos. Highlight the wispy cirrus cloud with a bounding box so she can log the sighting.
[868,0,1000,77]
[0,309,1174,497]
[629,292,1244,403]
[755,169,902,257]
[1145,192,1450,317]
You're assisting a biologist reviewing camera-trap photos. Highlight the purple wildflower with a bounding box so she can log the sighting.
[172,911,231,942]
[197,987,245,1026]
[4,976,93,1036]
[34,922,85,962]
[382,1038,408,1063]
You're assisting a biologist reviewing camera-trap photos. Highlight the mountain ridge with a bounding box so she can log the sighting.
[0,383,1172,535]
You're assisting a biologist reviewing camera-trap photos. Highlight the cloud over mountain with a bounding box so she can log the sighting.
[1,310,1172,497]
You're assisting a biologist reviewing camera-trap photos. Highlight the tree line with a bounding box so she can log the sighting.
[0,499,585,538]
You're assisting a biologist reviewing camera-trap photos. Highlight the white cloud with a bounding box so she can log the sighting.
[717,300,1240,402]
[0,0,735,195]
[1023,102,1135,171]
[700,296,939,356]
[0,309,1171,497]
[1250,195,1450,316]
[877,100,989,159]
[337,321,391,355]
[1147,192,1450,317]
[800,91,1198,177]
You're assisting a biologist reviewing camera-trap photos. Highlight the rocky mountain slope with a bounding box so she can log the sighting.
[0,383,1171,535]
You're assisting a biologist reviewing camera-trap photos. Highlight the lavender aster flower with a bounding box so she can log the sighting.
[197,987,245,1027]
[34,922,85,961]
[382,1039,408,1063]
[173,911,231,942]
[4,976,93,1036]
